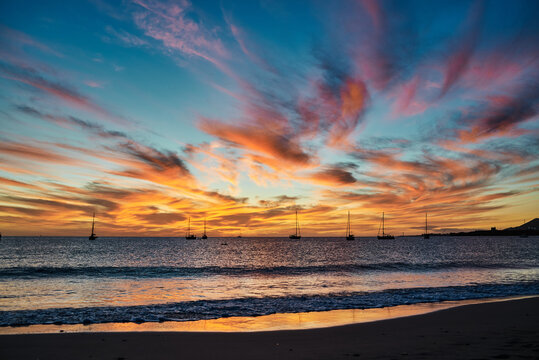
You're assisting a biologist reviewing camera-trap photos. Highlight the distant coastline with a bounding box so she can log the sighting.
[415,229,539,237]
[421,217,539,237]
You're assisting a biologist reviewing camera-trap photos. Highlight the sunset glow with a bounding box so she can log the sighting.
[0,0,538,236]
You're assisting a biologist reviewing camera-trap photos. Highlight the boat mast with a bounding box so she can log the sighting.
[347,211,350,237]
[91,212,95,234]
[204,218,206,235]
[425,213,428,235]
[382,212,385,236]
[188,217,191,236]
[295,210,299,237]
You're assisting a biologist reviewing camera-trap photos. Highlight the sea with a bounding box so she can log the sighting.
[0,236,538,328]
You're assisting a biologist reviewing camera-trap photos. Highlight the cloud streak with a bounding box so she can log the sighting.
[0,62,128,125]
[439,1,484,97]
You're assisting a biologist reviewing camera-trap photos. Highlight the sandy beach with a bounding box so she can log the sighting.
[1,296,537,360]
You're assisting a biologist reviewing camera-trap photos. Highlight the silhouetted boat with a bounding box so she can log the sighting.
[423,213,430,239]
[289,210,301,239]
[237,229,242,238]
[201,218,208,239]
[185,217,196,239]
[346,211,355,241]
[377,212,394,239]
[89,212,98,240]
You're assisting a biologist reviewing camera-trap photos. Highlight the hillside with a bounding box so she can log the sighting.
[505,218,539,231]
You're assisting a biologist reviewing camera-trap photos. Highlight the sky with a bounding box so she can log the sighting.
[0,0,538,237]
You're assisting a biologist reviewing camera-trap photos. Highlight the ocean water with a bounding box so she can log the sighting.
[0,236,538,327]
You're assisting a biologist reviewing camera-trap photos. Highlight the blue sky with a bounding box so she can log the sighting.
[0,0,538,236]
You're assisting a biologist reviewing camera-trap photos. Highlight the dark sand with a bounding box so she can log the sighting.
[1,297,538,359]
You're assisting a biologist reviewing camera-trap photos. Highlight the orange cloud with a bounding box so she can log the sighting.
[0,141,79,164]
[198,118,313,167]
[306,166,357,187]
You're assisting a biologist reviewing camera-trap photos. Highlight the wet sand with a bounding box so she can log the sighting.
[1,297,538,359]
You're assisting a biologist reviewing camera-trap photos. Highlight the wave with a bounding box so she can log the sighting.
[1,282,538,327]
[1,262,536,279]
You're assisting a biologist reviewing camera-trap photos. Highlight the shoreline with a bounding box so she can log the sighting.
[1,296,537,359]
[0,295,536,335]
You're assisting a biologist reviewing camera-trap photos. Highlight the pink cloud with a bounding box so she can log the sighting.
[439,1,484,97]
[84,80,104,88]
[0,25,63,58]
[0,63,129,125]
[104,26,148,47]
[391,76,429,117]
[0,141,79,165]
[298,77,369,148]
[460,51,536,93]
[450,84,538,144]
[359,0,383,33]
[222,10,275,72]
[132,0,227,60]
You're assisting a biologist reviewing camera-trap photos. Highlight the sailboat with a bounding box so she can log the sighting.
[237,229,242,238]
[201,218,208,239]
[377,212,394,239]
[185,217,196,240]
[346,211,355,241]
[423,213,430,239]
[89,212,98,240]
[289,210,301,239]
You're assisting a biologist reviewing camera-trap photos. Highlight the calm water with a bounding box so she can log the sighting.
[0,236,538,326]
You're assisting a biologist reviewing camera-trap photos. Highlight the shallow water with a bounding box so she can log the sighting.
[0,236,538,326]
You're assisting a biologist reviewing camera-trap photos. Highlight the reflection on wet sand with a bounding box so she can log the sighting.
[0,296,527,335]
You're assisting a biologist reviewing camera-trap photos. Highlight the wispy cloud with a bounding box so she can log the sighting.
[0,140,79,165]
[439,1,484,97]
[15,105,129,139]
[84,80,104,88]
[0,25,63,58]
[132,0,227,61]
[103,25,148,47]
[0,62,128,125]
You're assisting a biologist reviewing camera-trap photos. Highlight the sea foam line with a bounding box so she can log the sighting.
[1,282,537,327]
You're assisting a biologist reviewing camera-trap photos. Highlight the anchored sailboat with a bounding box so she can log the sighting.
[89,212,97,240]
[377,212,394,240]
[289,210,301,239]
[423,213,430,239]
[201,218,208,239]
[346,211,355,241]
[185,217,196,240]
